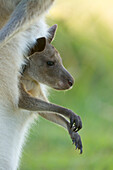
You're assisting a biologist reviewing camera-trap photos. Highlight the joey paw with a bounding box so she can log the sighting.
[70,115,82,132]
[69,129,83,154]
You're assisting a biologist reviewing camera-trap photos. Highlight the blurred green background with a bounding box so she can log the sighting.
[20,0,113,169]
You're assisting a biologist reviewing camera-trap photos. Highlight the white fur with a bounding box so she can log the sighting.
[0,0,53,169]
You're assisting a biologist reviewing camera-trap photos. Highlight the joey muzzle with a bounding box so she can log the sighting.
[55,75,74,90]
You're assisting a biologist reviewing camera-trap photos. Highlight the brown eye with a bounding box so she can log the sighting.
[47,61,54,66]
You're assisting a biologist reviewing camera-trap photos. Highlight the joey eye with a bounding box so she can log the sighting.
[47,61,54,66]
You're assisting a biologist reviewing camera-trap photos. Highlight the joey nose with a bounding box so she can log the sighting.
[68,79,74,87]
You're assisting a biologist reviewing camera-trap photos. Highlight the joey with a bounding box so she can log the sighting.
[19,25,83,153]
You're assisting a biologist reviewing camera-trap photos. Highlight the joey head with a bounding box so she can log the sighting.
[24,25,74,91]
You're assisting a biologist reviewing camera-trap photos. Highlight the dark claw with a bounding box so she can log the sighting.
[80,148,83,154]
[70,116,79,130]
[72,140,75,145]
[75,144,78,150]
[77,116,82,131]
[77,138,83,154]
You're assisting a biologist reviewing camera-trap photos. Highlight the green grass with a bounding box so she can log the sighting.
[20,1,113,169]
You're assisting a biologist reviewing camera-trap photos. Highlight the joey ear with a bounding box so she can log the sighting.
[29,37,46,56]
[36,37,46,52]
[48,24,57,43]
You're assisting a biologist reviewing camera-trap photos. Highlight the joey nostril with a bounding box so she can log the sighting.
[68,79,73,87]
